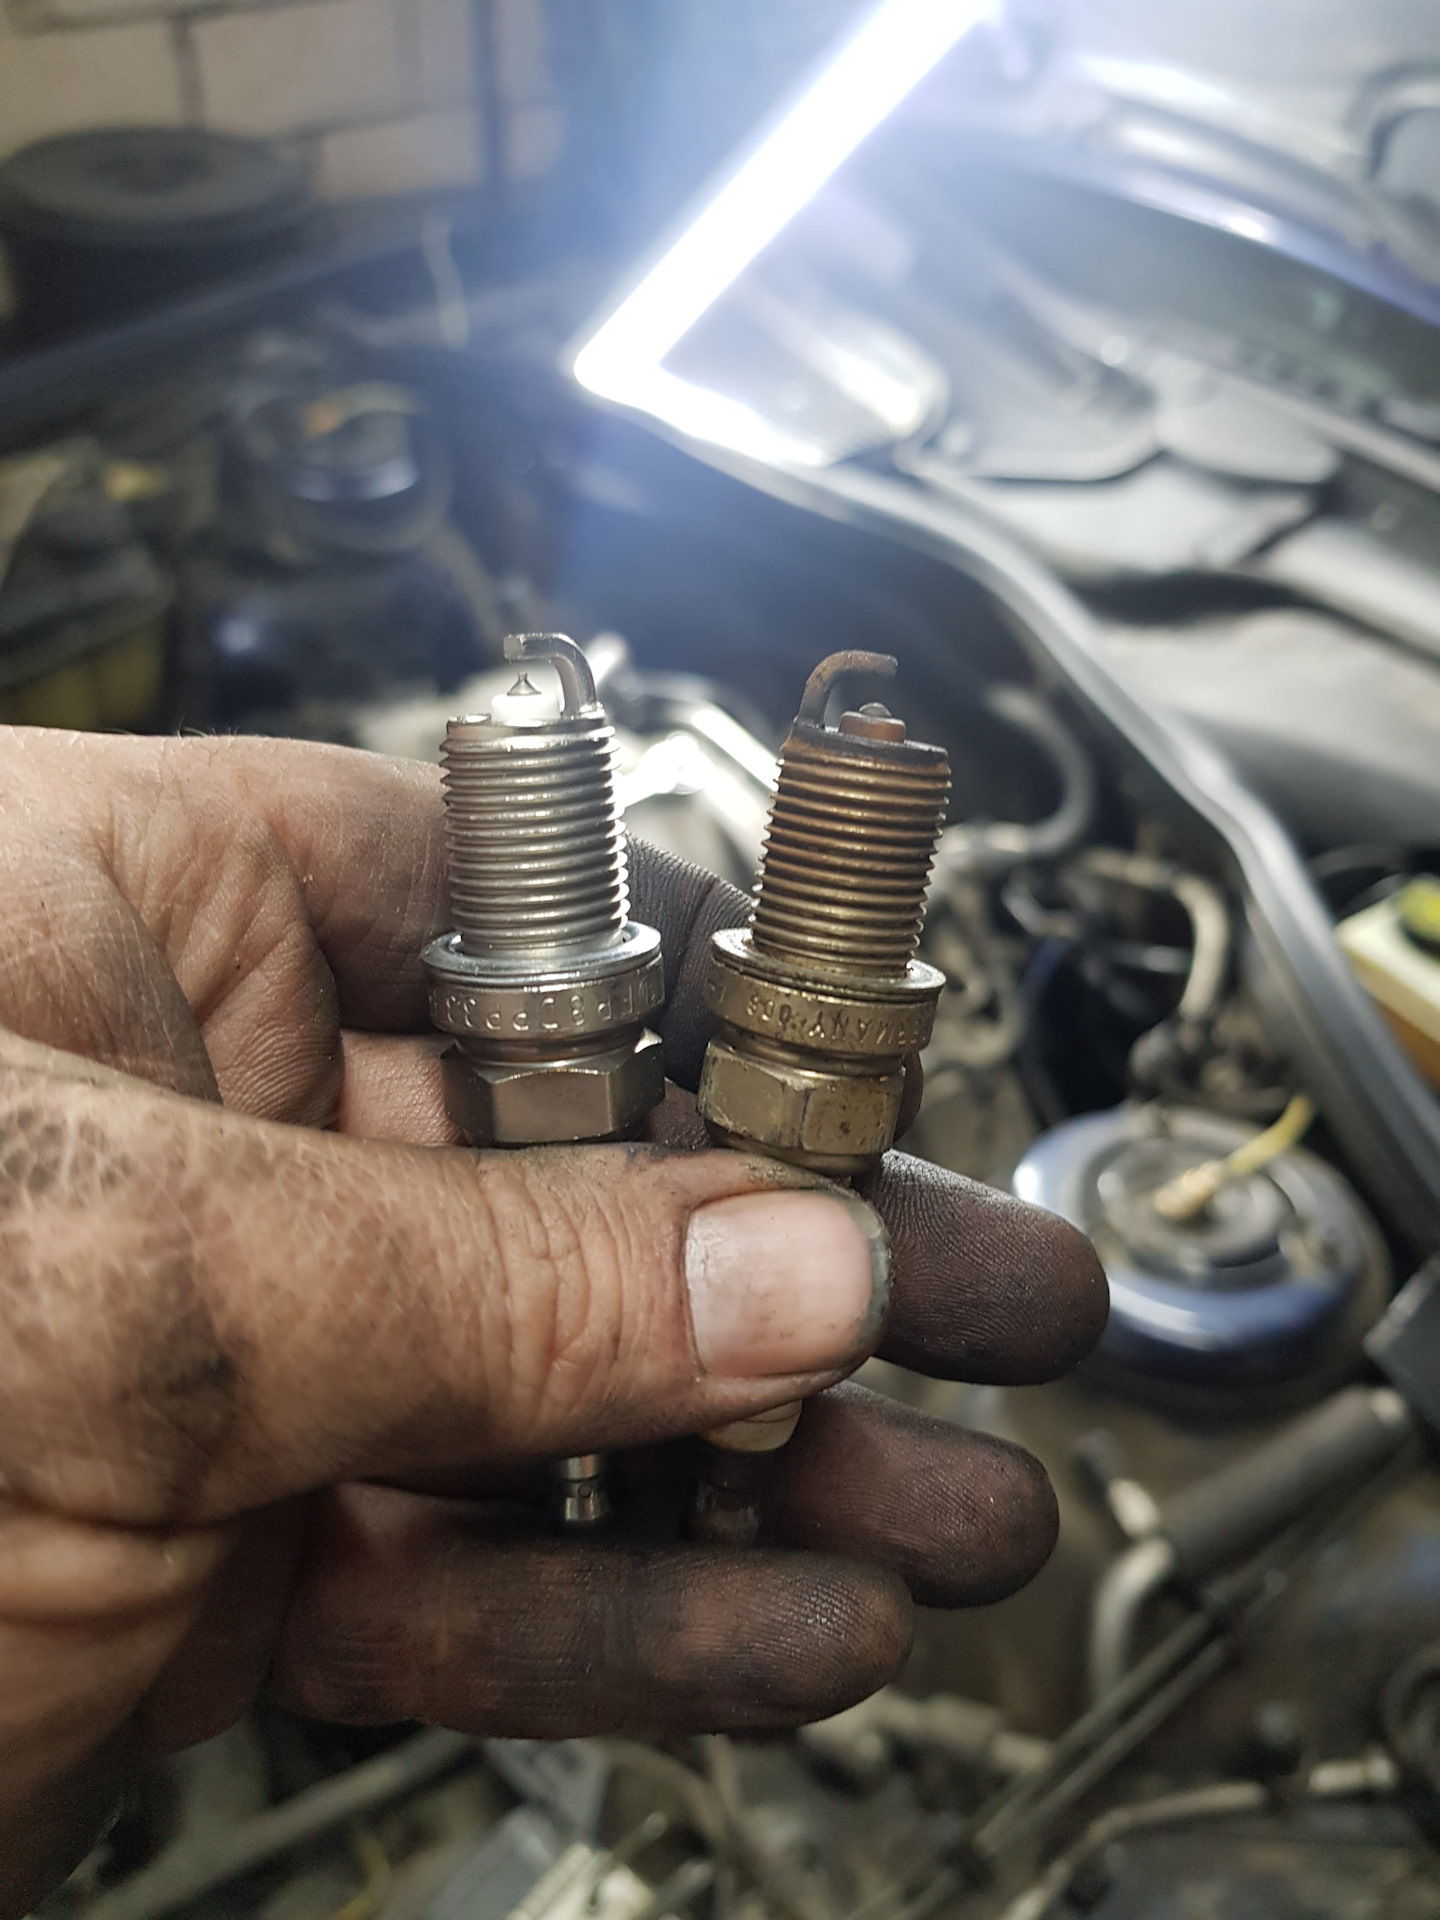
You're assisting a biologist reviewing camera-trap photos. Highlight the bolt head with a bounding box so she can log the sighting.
[697,1037,903,1174]
[443,1031,664,1146]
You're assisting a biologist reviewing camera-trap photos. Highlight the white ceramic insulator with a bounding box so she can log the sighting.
[490,678,563,726]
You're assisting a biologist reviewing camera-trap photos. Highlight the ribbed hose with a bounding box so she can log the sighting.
[441,718,628,955]
[750,730,950,979]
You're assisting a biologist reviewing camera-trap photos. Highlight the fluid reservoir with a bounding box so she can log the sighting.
[1338,876,1440,1090]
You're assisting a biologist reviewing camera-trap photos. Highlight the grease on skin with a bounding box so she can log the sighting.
[0,1109,132,1216]
[0,1092,239,1521]
[273,1487,914,1736]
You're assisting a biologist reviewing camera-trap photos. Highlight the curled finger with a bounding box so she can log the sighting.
[771,1383,1058,1607]
[273,1484,913,1736]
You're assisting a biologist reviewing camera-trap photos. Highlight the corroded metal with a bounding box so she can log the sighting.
[748,721,951,980]
[698,654,949,1181]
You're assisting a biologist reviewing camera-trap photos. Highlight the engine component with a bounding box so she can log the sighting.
[1012,1104,1390,1413]
[423,632,666,1527]
[1151,1091,1315,1223]
[692,648,950,1542]
[1368,1257,1440,1442]
[934,683,1094,879]
[1075,848,1232,1033]
[80,1727,474,1920]
[800,1687,1051,1794]
[228,371,451,566]
[1088,1385,1413,1700]
[432,1805,686,1920]
[0,127,308,340]
[0,437,172,729]
[992,1776,1440,1920]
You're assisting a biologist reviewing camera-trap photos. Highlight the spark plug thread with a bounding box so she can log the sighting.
[441,715,628,958]
[750,723,950,979]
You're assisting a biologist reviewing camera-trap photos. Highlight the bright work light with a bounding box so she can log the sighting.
[572,0,992,445]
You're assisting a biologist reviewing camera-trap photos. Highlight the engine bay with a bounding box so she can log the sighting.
[9,27,1440,1910]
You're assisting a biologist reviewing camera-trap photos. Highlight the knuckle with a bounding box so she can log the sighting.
[480,1153,635,1443]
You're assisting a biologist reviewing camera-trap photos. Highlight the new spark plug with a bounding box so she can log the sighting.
[423,632,666,1529]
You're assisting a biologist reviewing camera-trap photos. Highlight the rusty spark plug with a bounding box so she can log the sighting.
[691,650,950,1543]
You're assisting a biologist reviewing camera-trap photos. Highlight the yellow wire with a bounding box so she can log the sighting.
[325,1825,391,1920]
[1151,1094,1316,1223]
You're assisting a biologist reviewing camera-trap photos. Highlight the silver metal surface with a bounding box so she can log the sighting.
[1087,1534,1180,1705]
[425,930,664,1044]
[441,705,628,958]
[551,1456,611,1532]
[441,1032,664,1150]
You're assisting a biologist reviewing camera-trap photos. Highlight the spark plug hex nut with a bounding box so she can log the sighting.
[699,1039,904,1169]
[441,1032,665,1147]
[699,930,943,1169]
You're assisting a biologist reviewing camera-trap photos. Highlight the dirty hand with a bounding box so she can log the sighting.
[0,729,1106,1910]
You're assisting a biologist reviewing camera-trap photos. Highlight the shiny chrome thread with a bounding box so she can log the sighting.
[441,721,628,956]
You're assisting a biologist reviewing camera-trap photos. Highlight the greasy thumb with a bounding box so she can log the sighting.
[0,1046,889,1528]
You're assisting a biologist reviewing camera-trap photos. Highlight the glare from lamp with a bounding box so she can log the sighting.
[572,0,992,450]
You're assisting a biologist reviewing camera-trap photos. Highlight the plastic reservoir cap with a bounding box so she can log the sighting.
[1399,875,1440,957]
[490,672,562,727]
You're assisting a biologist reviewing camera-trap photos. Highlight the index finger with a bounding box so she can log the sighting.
[211,737,447,1033]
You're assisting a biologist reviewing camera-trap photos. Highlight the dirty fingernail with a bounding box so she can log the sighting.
[684,1189,891,1377]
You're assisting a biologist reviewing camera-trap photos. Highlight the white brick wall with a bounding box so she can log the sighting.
[0,10,184,148]
[194,0,408,136]
[315,103,479,196]
[0,0,563,199]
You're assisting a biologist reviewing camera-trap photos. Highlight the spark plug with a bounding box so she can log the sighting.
[692,650,950,1543]
[423,633,666,1529]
